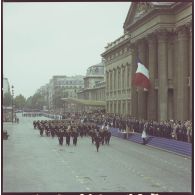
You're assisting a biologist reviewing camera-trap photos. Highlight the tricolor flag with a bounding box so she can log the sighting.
[132,59,150,90]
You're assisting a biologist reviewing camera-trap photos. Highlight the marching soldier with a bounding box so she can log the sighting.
[94,133,101,152]
[58,129,64,145]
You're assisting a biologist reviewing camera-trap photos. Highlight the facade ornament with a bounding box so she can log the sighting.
[134,2,152,20]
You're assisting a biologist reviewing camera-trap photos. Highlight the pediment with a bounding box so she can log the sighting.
[124,2,153,30]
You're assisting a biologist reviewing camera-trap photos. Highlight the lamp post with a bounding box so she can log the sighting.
[11,85,14,123]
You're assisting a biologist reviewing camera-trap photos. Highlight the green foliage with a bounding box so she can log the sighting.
[14,94,26,109]
[53,88,64,109]
[25,93,47,110]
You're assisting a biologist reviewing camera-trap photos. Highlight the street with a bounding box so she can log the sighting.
[3,114,191,192]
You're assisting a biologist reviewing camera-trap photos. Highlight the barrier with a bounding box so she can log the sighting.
[110,127,192,157]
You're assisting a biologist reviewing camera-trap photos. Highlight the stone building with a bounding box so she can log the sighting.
[77,62,105,101]
[3,77,10,95]
[68,62,106,112]
[101,33,131,116]
[102,2,192,121]
[48,75,84,110]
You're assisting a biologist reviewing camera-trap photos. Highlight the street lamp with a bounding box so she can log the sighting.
[11,85,14,123]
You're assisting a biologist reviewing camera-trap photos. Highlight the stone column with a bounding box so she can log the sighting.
[157,30,168,121]
[176,26,189,120]
[122,66,125,90]
[110,70,112,91]
[147,33,157,120]
[106,71,109,94]
[189,24,192,120]
[137,39,147,120]
[112,69,115,93]
[118,68,121,91]
[116,68,119,92]
[131,47,138,118]
[173,33,178,120]
[125,64,128,91]
[118,100,121,115]
[126,100,128,115]
[107,71,110,95]
[116,100,118,114]
[113,69,115,92]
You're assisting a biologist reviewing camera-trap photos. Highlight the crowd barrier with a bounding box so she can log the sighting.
[110,127,192,158]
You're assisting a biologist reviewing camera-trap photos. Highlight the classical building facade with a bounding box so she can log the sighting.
[102,2,192,121]
[101,34,132,115]
[77,62,105,101]
[126,2,192,121]
[47,75,84,110]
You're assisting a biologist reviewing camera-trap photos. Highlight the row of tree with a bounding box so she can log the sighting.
[3,92,48,110]
[3,90,67,111]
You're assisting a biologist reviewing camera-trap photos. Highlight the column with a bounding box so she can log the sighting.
[173,33,178,120]
[116,68,119,92]
[106,71,109,93]
[125,64,128,91]
[147,33,157,120]
[116,100,118,114]
[189,24,192,120]
[137,39,147,120]
[157,30,168,121]
[176,26,189,120]
[118,67,121,91]
[112,69,115,93]
[131,47,138,118]
[110,70,112,91]
[113,69,115,92]
[107,71,110,94]
[126,100,128,115]
[121,66,124,90]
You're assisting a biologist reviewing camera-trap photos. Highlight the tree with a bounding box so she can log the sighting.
[14,94,26,109]
[3,92,12,106]
[25,96,33,109]
[53,87,65,109]
[32,93,46,109]
[25,93,47,110]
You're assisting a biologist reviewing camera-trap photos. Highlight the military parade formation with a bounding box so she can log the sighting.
[33,118,111,152]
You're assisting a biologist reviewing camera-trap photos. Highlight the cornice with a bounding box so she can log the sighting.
[104,50,132,66]
[101,36,131,57]
[125,8,173,33]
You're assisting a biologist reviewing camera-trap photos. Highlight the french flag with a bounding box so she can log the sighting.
[132,59,150,90]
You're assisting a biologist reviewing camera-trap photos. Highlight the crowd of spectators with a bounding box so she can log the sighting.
[63,110,192,143]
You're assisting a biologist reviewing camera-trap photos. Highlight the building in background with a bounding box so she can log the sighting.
[62,62,106,112]
[77,62,105,100]
[3,77,10,95]
[48,75,84,111]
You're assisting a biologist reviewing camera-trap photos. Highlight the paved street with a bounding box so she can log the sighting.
[3,114,191,192]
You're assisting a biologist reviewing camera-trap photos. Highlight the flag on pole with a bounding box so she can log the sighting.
[132,58,150,90]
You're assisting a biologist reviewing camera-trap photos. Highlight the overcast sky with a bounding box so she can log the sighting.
[3,2,131,98]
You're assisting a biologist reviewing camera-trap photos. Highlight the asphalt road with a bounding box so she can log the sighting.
[3,114,192,192]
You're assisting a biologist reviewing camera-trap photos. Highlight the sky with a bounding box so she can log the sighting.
[3,2,131,98]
